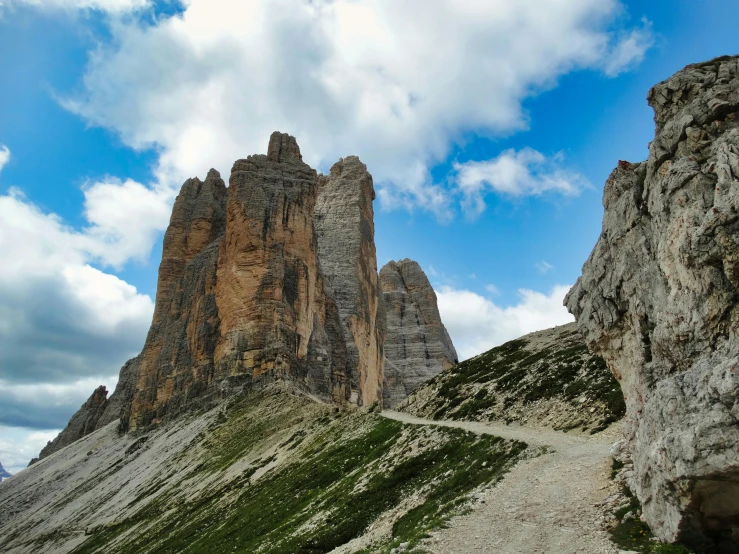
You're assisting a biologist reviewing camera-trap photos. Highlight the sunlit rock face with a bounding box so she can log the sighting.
[566,56,739,552]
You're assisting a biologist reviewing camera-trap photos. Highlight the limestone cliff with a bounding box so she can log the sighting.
[212,134,349,410]
[380,259,458,408]
[566,56,739,552]
[314,156,386,406]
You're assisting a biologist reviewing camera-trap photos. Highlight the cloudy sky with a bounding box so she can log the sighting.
[0,0,736,474]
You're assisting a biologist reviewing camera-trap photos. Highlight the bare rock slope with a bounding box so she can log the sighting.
[566,55,739,552]
[400,323,624,433]
[380,259,458,408]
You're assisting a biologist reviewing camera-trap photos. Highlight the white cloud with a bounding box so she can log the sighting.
[0,189,153,426]
[64,0,652,218]
[454,148,590,218]
[0,0,149,14]
[485,284,500,296]
[536,260,554,274]
[0,146,9,173]
[603,19,654,77]
[0,426,59,475]
[436,284,575,360]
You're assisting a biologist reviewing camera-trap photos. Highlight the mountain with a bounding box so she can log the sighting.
[566,55,739,552]
[0,462,11,482]
[31,133,457,462]
[381,259,458,408]
[400,323,624,434]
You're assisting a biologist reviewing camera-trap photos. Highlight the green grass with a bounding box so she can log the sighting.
[418,332,625,430]
[71,393,526,554]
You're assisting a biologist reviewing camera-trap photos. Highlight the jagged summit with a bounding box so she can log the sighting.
[266,130,303,163]
[33,133,456,461]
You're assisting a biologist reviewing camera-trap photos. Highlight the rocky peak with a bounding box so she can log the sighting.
[267,131,303,163]
[34,385,110,462]
[380,259,458,408]
[566,55,739,551]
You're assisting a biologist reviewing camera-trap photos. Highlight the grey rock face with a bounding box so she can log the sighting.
[36,385,110,461]
[566,56,739,551]
[314,156,385,406]
[0,462,11,482]
[380,259,458,408]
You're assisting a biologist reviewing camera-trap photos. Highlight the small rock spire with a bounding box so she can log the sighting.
[267,131,303,163]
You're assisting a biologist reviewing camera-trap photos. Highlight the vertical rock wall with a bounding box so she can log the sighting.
[213,134,348,405]
[314,156,385,406]
[380,259,458,408]
[566,56,739,552]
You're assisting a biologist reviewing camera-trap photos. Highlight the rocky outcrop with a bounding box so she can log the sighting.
[400,323,625,432]
[314,157,385,406]
[380,259,457,408]
[34,386,109,461]
[566,56,739,552]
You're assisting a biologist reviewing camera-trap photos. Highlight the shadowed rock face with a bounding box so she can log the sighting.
[380,259,458,408]
[566,56,739,552]
[314,156,386,406]
[34,385,110,462]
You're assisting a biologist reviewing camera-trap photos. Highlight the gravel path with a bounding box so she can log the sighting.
[382,411,623,554]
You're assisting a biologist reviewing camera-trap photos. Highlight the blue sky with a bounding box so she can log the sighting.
[0,0,736,473]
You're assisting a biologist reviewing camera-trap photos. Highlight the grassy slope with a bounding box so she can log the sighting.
[401,324,625,433]
[68,390,527,554]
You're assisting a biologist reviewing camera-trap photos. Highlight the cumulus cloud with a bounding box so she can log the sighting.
[64,0,652,218]
[0,426,59,475]
[0,0,149,14]
[436,285,575,360]
[0,146,9,173]
[454,148,589,217]
[0,189,153,429]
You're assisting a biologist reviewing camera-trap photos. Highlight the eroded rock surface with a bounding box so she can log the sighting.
[566,56,739,552]
[381,259,458,408]
[314,156,385,406]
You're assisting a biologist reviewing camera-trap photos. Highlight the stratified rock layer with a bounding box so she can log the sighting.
[36,386,109,461]
[380,259,458,408]
[566,56,739,552]
[314,157,385,406]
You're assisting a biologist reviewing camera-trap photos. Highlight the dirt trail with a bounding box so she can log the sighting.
[382,411,622,554]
